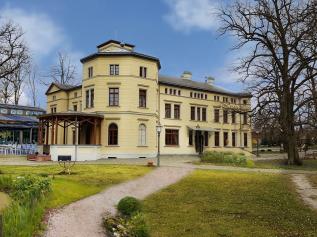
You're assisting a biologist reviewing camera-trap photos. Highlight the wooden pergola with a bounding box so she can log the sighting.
[37,112,103,145]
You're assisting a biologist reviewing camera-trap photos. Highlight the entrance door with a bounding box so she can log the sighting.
[195,131,204,154]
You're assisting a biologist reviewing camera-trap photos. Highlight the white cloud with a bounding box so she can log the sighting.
[163,0,220,33]
[0,7,65,60]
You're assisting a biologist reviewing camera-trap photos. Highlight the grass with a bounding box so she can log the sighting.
[0,164,151,208]
[308,175,317,187]
[143,170,317,237]
[0,191,10,212]
[254,159,317,171]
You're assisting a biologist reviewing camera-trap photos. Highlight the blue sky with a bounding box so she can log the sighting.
[0,0,246,107]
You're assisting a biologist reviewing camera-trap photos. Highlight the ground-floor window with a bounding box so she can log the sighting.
[232,132,236,147]
[224,132,229,146]
[214,131,219,147]
[189,130,193,146]
[204,131,209,146]
[165,129,179,146]
[108,123,118,145]
[138,124,146,146]
[244,133,248,147]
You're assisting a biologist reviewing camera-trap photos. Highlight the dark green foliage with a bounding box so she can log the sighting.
[201,151,252,166]
[118,196,142,216]
[127,212,149,237]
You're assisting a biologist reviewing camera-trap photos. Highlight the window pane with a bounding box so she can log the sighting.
[165,104,171,118]
[202,108,206,121]
[215,132,219,146]
[139,89,147,108]
[108,123,118,145]
[165,129,179,145]
[174,104,180,119]
[191,107,195,120]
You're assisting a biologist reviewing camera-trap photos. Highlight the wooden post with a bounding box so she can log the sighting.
[51,118,55,145]
[46,122,49,145]
[37,121,42,145]
[63,121,66,144]
[55,117,58,144]
[98,119,101,145]
[93,118,97,144]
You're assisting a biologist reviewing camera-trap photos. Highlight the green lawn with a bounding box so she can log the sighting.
[309,175,317,188]
[254,159,317,171]
[143,170,317,237]
[0,164,151,208]
[0,191,10,212]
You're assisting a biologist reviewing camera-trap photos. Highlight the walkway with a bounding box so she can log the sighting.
[45,166,193,237]
[291,174,317,210]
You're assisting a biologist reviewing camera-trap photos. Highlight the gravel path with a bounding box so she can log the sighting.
[45,166,193,237]
[291,174,317,210]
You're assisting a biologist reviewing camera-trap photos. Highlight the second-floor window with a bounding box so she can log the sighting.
[109,88,119,106]
[85,88,94,108]
[174,104,180,119]
[232,111,236,123]
[202,108,206,121]
[214,109,220,122]
[110,64,119,75]
[223,110,228,123]
[243,112,248,125]
[88,66,93,78]
[139,66,147,78]
[197,107,201,121]
[73,104,77,111]
[139,89,147,108]
[190,106,195,120]
[214,131,219,146]
[165,104,171,118]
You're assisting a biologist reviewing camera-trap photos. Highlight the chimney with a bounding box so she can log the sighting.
[181,71,192,80]
[205,76,215,85]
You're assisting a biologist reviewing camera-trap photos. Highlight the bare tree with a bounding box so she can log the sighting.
[0,20,29,80]
[219,0,317,165]
[0,78,12,104]
[44,51,77,85]
[26,65,38,107]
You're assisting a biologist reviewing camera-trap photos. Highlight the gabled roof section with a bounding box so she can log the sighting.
[80,51,161,69]
[0,103,45,112]
[97,39,135,49]
[45,82,82,95]
[159,75,252,97]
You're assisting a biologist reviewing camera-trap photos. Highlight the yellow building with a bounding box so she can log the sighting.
[38,40,252,161]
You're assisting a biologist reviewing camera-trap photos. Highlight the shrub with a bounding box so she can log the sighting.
[201,151,251,166]
[127,212,149,237]
[0,176,13,192]
[118,196,142,216]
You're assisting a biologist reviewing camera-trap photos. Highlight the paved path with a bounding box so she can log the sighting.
[45,166,193,237]
[291,174,317,210]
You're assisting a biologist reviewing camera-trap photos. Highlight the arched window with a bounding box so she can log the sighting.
[108,123,118,145]
[138,124,146,146]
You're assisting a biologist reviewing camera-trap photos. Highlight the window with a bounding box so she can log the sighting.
[205,94,207,100]
[214,95,219,101]
[165,104,171,118]
[165,88,168,94]
[138,124,146,146]
[224,132,228,146]
[223,97,228,103]
[202,108,207,121]
[139,66,147,78]
[110,64,119,75]
[191,106,195,120]
[169,88,173,94]
[244,133,248,147]
[190,92,193,97]
[108,123,118,145]
[189,130,193,146]
[51,107,56,113]
[0,108,7,114]
[232,111,236,123]
[109,88,119,106]
[52,95,56,101]
[214,131,220,147]
[88,66,93,78]
[173,89,176,95]
[165,129,179,145]
[197,107,201,121]
[232,132,236,147]
[214,109,220,122]
[174,104,180,119]
[231,98,236,104]
[178,90,181,96]
[243,112,248,125]
[139,89,147,108]
[204,131,209,146]
[223,110,228,123]
[73,104,78,111]
[74,92,78,98]
[11,110,16,115]
[17,110,23,115]
[194,93,197,98]
[243,99,247,105]
[85,89,94,108]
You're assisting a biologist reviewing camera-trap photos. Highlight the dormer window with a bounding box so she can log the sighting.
[53,95,56,101]
[88,66,93,78]
[110,64,119,76]
[139,66,147,78]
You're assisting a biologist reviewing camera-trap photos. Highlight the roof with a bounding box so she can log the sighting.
[38,111,104,119]
[45,82,82,95]
[80,51,161,69]
[0,114,39,123]
[158,75,252,97]
[0,103,45,112]
[97,39,135,49]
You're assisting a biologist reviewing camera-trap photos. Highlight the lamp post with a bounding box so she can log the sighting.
[156,123,162,167]
[256,130,260,157]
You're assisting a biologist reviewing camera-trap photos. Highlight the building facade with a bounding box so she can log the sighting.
[39,40,252,161]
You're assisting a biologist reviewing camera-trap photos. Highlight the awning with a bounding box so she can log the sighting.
[187,126,215,132]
